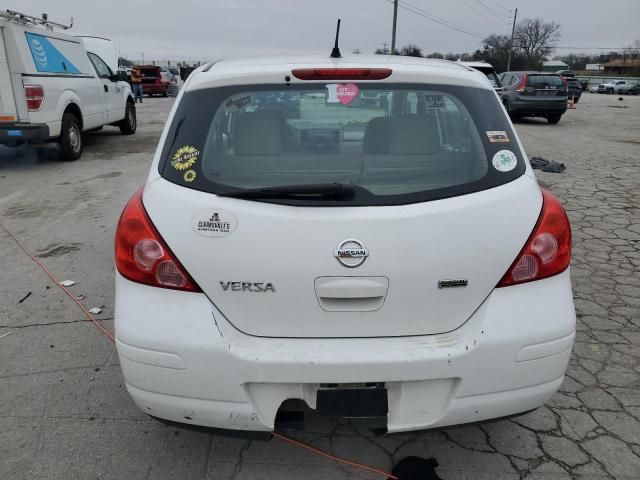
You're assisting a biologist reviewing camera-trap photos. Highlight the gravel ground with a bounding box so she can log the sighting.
[1,92,639,479]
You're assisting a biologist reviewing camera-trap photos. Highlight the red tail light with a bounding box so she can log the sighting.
[560,76,568,93]
[514,73,528,92]
[291,68,392,80]
[497,190,571,287]
[115,189,202,292]
[24,85,44,111]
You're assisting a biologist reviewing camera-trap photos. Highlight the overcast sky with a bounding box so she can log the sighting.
[16,0,640,61]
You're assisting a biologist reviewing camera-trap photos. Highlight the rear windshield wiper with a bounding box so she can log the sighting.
[216,183,357,200]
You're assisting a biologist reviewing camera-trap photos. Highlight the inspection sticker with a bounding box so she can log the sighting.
[171,145,200,171]
[486,130,510,143]
[492,150,518,172]
[192,209,237,238]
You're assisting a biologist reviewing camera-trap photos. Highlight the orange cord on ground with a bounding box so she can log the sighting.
[273,432,398,479]
[2,221,398,479]
[1,221,116,342]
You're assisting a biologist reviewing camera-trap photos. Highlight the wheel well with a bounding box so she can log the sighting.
[63,103,83,130]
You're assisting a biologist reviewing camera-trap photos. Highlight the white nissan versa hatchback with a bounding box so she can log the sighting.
[114,56,575,434]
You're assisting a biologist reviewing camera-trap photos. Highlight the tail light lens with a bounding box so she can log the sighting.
[559,76,568,93]
[515,74,528,92]
[24,85,44,111]
[292,68,392,80]
[115,188,202,292]
[497,190,571,287]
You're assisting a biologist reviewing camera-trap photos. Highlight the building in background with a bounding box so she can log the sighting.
[542,60,569,72]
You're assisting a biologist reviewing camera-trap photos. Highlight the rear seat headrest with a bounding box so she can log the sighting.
[363,114,441,155]
[233,111,284,155]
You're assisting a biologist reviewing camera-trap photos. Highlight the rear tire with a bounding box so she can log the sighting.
[163,87,169,97]
[547,114,562,124]
[59,112,83,161]
[119,101,137,135]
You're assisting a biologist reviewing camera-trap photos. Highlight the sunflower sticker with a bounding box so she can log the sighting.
[183,169,197,183]
[171,145,200,171]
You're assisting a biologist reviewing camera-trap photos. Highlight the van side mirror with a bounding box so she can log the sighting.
[116,71,129,82]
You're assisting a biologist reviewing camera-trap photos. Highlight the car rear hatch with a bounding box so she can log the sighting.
[145,78,541,338]
[140,67,161,84]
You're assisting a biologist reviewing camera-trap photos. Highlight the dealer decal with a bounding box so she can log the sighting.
[225,95,251,111]
[425,94,446,108]
[171,145,200,171]
[486,130,510,144]
[192,209,237,238]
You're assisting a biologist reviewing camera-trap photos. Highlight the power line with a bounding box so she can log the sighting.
[460,0,511,28]
[382,0,487,39]
[474,0,511,20]
[485,0,511,12]
[554,46,636,50]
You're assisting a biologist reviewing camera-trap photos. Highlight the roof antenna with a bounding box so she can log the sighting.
[330,19,342,58]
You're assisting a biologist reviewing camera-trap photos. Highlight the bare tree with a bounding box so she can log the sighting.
[515,18,561,67]
[399,44,423,57]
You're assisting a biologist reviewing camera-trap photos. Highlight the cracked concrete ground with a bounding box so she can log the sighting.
[1,93,639,479]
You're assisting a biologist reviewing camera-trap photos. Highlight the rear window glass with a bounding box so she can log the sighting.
[159,83,524,206]
[527,75,563,87]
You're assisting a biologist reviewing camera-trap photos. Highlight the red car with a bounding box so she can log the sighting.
[138,65,171,97]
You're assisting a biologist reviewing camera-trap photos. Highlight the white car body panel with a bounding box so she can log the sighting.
[144,174,542,338]
[115,268,575,432]
[116,55,575,432]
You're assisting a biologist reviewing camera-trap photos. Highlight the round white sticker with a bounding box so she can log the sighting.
[192,209,237,238]
[492,150,518,172]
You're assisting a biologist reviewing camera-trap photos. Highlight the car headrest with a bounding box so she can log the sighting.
[388,114,441,155]
[362,117,391,154]
[363,114,441,155]
[233,111,284,156]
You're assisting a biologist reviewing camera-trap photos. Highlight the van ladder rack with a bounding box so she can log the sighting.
[1,10,73,31]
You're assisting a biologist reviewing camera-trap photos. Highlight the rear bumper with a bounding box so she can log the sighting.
[115,269,576,433]
[0,123,50,144]
[510,101,568,116]
[142,83,168,94]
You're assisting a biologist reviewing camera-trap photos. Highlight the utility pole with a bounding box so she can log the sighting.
[506,7,518,71]
[391,0,398,55]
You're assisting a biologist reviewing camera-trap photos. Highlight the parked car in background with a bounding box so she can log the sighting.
[556,70,575,78]
[499,71,568,124]
[114,56,575,434]
[626,83,640,95]
[160,68,176,83]
[589,85,600,93]
[459,61,502,93]
[138,65,171,97]
[598,80,630,94]
[565,77,582,103]
[180,65,196,81]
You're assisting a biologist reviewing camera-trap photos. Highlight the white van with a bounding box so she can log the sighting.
[0,11,136,160]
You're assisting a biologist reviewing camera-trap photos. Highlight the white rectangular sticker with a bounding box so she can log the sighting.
[486,130,510,143]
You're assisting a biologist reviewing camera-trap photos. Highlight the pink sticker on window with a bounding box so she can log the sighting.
[336,83,359,105]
